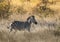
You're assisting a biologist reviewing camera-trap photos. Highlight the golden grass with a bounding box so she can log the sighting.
[0,28,60,42]
[0,19,60,42]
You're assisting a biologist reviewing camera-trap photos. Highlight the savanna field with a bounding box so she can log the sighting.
[0,0,60,42]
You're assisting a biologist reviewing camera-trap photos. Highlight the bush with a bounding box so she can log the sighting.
[32,6,55,17]
[32,0,56,17]
[17,6,27,14]
[0,0,10,19]
[53,26,60,36]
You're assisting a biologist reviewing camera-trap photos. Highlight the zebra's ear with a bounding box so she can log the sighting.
[31,16,35,19]
[31,16,34,18]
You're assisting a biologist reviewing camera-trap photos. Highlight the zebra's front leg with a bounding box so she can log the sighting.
[27,27,30,32]
[10,28,13,32]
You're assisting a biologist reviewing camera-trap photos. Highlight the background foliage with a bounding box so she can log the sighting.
[0,0,10,19]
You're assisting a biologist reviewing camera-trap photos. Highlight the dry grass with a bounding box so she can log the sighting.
[0,28,60,42]
[0,18,60,42]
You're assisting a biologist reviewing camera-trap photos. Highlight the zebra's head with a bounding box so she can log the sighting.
[27,16,37,24]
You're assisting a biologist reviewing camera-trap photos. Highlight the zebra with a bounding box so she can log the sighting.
[8,16,37,32]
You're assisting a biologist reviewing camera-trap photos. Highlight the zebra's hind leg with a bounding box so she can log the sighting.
[14,29,18,34]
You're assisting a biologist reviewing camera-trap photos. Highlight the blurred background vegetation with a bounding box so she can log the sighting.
[0,0,57,19]
[0,0,10,19]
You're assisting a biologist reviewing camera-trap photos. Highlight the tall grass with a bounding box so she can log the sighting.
[0,29,60,42]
